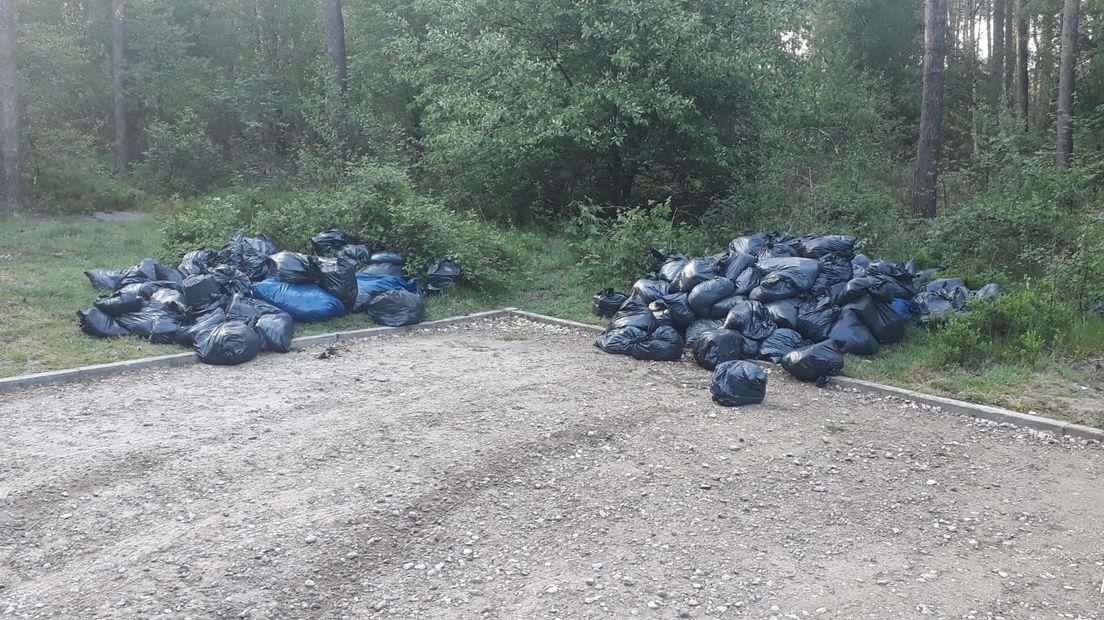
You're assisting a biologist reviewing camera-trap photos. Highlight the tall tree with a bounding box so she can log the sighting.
[990,0,1005,111]
[1014,0,1029,127]
[913,0,948,218]
[0,0,19,214]
[1056,0,1080,166]
[1004,0,1014,104]
[322,0,348,95]
[110,0,128,175]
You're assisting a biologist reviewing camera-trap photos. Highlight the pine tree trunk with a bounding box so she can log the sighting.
[1015,0,1029,128]
[1056,0,1080,166]
[1004,0,1014,105]
[322,0,348,95]
[913,0,948,219]
[991,0,1004,112]
[111,0,128,176]
[0,0,19,214]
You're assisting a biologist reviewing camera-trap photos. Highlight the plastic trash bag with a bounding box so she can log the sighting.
[846,295,906,344]
[178,249,217,277]
[674,258,718,293]
[925,277,966,293]
[182,274,224,311]
[750,257,820,302]
[837,276,876,305]
[317,257,359,310]
[688,277,736,317]
[723,300,777,340]
[795,295,839,342]
[630,325,685,362]
[596,326,648,356]
[865,261,916,301]
[94,292,144,316]
[424,258,463,293]
[250,279,346,322]
[116,305,182,344]
[710,294,747,320]
[311,229,354,256]
[367,289,426,326]
[209,265,252,297]
[731,265,760,296]
[225,294,294,352]
[765,298,801,330]
[693,329,753,370]
[607,294,657,332]
[593,288,629,319]
[728,233,768,257]
[354,274,419,313]
[149,287,186,308]
[654,251,690,283]
[757,328,805,364]
[914,289,968,322]
[851,254,872,278]
[196,320,262,366]
[268,251,320,284]
[649,293,696,330]
[339,244,373,264]
[175,309,226,347]
[84,268,129,291]
[974,283,1000,299]
[630,278,670,304]
[684,319,723,349]
[720,252,757,281]
[77,308,130,338]
[782,340,844,385]
[827,310,880,355]
[360,251,406,277]
[800,235,856,259]
[216,233,272,281]
[813,253,854,290]
[756,233,802,261]
[711,360,768,406]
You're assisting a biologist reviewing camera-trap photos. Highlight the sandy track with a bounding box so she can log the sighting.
[0,317,1101,619]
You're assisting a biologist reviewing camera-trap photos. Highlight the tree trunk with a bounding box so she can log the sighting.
[1014,0,1029,128]
[990,0,1004,112]
[111,0,128,176]
[913,0,948,219]
[1056,0,1080,166]
[1003,0,1014,105]
[0,0,19,214]
[321,0,348,95]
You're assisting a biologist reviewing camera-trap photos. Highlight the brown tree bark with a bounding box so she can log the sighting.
[322,0,348,95]
[1056,0,1080,166]
[913,0,948,219]
[1014,0,1029,128]
[111,0,128,175]
[0,0,20,214]
[990,0,1005,111]
[1004,0,1014,105]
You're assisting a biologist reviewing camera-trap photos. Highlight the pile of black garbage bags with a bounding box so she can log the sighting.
[78,229,462,366]
[594,232,998,405]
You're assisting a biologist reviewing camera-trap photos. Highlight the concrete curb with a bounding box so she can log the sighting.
[498,309,1104,442]
[0,308,517,394]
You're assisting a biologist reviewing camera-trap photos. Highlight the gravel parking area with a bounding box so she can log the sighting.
[1,317,1102,619]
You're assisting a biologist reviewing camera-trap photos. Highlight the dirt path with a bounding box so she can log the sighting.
[1,317,1102,619]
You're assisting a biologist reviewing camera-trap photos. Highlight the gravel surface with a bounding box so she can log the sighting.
[1,317,1102,619]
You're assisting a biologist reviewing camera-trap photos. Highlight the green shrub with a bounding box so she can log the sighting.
[29,169,152,215]
[133,108,227,196]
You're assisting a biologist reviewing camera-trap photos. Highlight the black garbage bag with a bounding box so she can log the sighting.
[596,326,649,356]
[216,233,272,281]
[813,253,854,290]
[837,276,876,305]
[654,251,690,283]
[84,268,129,291]
[974,283,1000,299]
[649,293,696,330]
[782,340,844,385]
[116,281,163,299]
[223,295,290,357]
[339,244,373,264]
[116,258,159,288]
[367,289,425,326]
[77,308,130,338]
[311,229,354,256]
[182,274,224,311]
[765,298,801,330]
[865,261,916,301]
[651,307,675,330]
[268,251,320,284]
[693,329,752,370]
[795,295,840,342]
[851,254,872,278]
[685,319,723,348]
[731,265,760,296]
[175,309,226,347]
[425,258,463,293]
[710,294,747,320]
[360,251,406,277]
[317,257,359,310]
[208,265,252,297]
[593,288,629,318]
[711,361,768,407]
[149,287,186,308]
[925,277,966,293]
[914,288,968,323]
[757,328,806,364]
[828,310,880,354]
[241,233,277,258]
[94,292,144,316]
[116,305,182,344]
[756,233,803,261]
[720,252,757,281]
[608,294,657,332]
[688,277,736,317]
[846,295,906,344]
[728,233,768,256]
[800,235,856,259]
[673,257,718,293]
[723,300,777,340]
[631,278,670,304]
[196,320,262,366]
[178,249,217,277]
[631,325,685,362]
[750,257,820,302]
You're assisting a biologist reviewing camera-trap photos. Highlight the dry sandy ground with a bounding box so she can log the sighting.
[1,317,1102,620]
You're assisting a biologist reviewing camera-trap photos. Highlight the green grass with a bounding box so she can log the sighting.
[2,213,1098,428]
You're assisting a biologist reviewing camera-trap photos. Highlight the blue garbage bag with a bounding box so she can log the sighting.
[250,279,346,322]
[353,274,418,313]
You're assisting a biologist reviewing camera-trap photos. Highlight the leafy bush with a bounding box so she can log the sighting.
[162,163,513,289]
[29,169,152,215]
[134,109,227,196]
